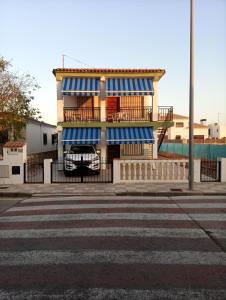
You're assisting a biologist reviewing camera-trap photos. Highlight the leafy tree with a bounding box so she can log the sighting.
[0,56,41,140]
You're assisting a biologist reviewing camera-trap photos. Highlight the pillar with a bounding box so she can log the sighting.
[152,130,158,159]
[44,159,53,184]
[152,81,158,121]
[57,81,64,123]
[100,129,107,169]
[57,126,63,162]
[220,158,226,182]
[194,159,201,183]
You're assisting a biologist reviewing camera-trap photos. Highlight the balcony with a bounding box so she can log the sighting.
[63,106,173,123]
[106,107,152,122]
[158,106,173,121]
[64,107,100,122]
[107,106,173,122]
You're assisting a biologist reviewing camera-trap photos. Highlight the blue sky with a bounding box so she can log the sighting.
[1,0,226,125]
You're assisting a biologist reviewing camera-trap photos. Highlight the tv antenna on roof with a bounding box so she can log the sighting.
[61,54,94,68]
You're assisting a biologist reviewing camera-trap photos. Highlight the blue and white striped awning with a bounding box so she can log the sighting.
[106,78,154,96]
[106,127,154,145]
[62,78,100,96]
[62,128,101,145]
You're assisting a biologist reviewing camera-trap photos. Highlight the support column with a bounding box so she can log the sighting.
[220,158,226,182]
[57,126,63,163]
[152,81,158,121]
[57,81,64,123]
[100,129,107,169]
[100,99,106,122]
[44,159,53,184]
[194,159,201,183]
[152,130,158,159]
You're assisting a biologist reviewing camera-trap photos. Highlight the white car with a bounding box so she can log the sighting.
[64,145,100,176]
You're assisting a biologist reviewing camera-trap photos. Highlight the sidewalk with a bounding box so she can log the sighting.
[0,182,226,197]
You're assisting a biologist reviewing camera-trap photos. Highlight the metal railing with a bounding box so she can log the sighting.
[64,106,173,123]
[106,107,152,122]
[64,107,100,122]
[158,106,173,121]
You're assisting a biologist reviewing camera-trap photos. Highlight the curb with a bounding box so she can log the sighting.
[116,192,226,197]
[0,192,33,198]
[1,191,226,198]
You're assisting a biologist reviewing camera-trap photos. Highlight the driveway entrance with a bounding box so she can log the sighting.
[51,160,113,183]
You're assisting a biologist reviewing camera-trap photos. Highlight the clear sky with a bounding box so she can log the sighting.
[1,0,226,125]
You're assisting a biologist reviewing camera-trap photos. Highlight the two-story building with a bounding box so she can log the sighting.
[166,114,208,142]
[52,68,173,164]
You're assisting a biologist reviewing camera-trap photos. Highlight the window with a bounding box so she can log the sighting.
[176,122,184,127]
[175,135,181,140]
[43,133,47,145]
[51,133,58,145]
[124,144,143,156]
[7,148,18,155]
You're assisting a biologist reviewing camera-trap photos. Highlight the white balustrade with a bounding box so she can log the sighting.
[113,159,189,183]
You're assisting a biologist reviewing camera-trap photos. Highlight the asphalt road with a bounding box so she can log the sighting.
[0,195,226,299]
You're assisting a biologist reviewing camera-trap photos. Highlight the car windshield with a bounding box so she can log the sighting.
[69,146,95,154]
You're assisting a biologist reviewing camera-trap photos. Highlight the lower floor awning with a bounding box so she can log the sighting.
[62,128,101,145]
[106,127,154,145]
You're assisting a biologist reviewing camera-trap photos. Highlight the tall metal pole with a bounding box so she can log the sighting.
[189,0,194,190]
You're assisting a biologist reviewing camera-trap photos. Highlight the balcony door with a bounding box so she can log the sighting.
[76,96,94,120]
[107,97,120,121]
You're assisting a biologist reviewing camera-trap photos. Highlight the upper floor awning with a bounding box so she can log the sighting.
[62,78,100,96]
[106,78,154,96]
[62,77,154,97]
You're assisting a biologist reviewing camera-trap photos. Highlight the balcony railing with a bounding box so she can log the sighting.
[63,106,173,123]
[106,107,153,122]
[64,107,100,122]
[158,106,173,121]
[107,106,173,122]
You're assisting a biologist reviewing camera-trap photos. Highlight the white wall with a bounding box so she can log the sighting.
[0,145,27,184]
[168,118,189,139]
[26,120,56,154]
[208,124,226,139]
[168,118,208,140]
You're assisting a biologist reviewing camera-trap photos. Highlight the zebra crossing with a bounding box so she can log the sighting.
[0,195,226,299]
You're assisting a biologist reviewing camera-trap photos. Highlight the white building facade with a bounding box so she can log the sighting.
[208,123,226,139]
[26,119,57,155]
[167,114,208,141]
[53,68,173,163]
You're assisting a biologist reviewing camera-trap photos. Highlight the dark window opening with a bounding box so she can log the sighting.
[43,133,47,145]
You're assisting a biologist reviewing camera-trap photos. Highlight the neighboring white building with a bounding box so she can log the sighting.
[0,117,57,157]
[167,114,208,141]
[26,119,57,155]
[208,123,226,139]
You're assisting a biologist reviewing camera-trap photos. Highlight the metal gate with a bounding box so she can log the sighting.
[200,159,221,182]
[51,159,113,183]
[24,161,44,183]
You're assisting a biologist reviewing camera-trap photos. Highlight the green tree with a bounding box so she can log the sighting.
[0,56,41,140]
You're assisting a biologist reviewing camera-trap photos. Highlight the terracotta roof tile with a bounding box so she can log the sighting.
[53,68,165,75]
[4,141,26,148]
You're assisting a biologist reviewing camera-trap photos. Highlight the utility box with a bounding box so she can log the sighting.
[0,141,27,184]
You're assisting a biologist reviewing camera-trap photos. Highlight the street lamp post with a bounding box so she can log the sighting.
[189,0,194,190]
